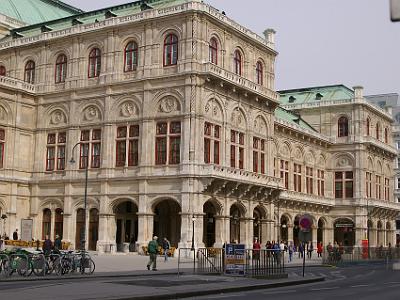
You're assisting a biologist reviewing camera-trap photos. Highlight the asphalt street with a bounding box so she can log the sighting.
[185,264,400,300]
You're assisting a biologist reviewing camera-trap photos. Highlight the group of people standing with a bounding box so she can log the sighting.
[146,236,171,271]
[253,239,324,263]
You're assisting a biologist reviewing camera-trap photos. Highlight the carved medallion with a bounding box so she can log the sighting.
[158,97,180,113]
[120,101,136,118]
[50,109,66,125]
[83,105,100,122]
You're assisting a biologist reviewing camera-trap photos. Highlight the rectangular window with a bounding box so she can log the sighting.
[385,178,390,201]
[375,175,381,200]
[46,132,66,171]
[280,160,289,189]
[204,122,220,165]
[155,121,181,165]
[253,137,266,174]
[306,167,313,194]
[293,163,302,192]
[116,125,140,167]
[0,129,4,168]
[231,130,244,169]
[335,171,353,199]
[366,172,372,198]
[317,170,325,196]
[79,129,101,169]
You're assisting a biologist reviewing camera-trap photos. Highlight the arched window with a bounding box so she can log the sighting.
[42,209,51,240]
[209,38,218,65]
[0,65,6,76]
[24,60,35,84]
[88,48,101,78]
[163,33,178,66]
[234,50,242,75]
[376,122,380,140]
[338,116,349,137]
[366,117,370,136]
[54,208,63,239]
[256,61,263,85]
[124,41,138,72]
[384,127,388,143]
[55,54,67,83]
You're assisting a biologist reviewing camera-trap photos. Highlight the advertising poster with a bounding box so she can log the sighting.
[224,243,245,276]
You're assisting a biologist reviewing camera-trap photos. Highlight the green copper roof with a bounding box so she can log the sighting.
[0,0,83,25]
[275,107,317,132]
[278,84,354,105]
[7,0,187,38]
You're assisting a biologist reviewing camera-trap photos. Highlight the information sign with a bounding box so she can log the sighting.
[224,243,245,276]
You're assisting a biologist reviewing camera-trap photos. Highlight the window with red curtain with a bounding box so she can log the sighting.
[366,172,372,198]
[88,48,101,78]
[230,130,244,169]
[253,137,266,174]
[55,54,67,83]
[280,160,289,189]
[204,122,220,164]
[46,133,66,171]
[209,38,218,64]
[256,61,263,85]
[306,167,313,194]
[317,170,325,196]
[124,42,138,72]
[163,34,178,66]
[293,163,302,192]
[116,125,139,167]
[335,171,353,199]
[24,60,35,84]
[79,129,101,169]
[155,121,181,165]
[42,209,51,240]
[234,50,242,75]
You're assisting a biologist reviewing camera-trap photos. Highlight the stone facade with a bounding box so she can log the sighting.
[0,0,399,253]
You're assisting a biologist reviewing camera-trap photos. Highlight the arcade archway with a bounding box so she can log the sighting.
[153,199,181,247]
[203,201,217,247]
[114,201,138,252]
[334,218,355,246]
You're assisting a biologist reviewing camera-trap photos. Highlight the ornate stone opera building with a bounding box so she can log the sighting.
[0,0,399,252]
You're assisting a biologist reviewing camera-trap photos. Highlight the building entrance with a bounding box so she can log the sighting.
[114,201,138,252]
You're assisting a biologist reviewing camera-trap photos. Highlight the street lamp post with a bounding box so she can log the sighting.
[70,142,89,252]
[367,198,370,259]
[191,216,196,251]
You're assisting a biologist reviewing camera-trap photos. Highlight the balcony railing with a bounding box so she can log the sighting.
[202,164,281,188]
[203,63,279,102]
[0,75,36,93]
[281,97,392,119]
[280,190,334,207]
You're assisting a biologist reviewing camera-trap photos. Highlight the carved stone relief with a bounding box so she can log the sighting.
[293,148,302,160]
[231,108,245,129]
[205,99,222,120]
[254,116,267,134]
[119,101,137,118]
[83,105,101,122]
[50,109,66,125]
[0,106,5,121]
[336,156,352,167]
[280,144,290,158]
[158,97,180,113]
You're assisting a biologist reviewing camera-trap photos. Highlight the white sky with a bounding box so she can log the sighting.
[63,0,400,96]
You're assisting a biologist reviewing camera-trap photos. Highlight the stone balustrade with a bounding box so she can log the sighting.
[0,75,36,93]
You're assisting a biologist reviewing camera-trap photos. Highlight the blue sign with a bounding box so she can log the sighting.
[225,243,246,276]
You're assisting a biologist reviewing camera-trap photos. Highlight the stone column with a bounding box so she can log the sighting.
[50,209,56,240]
[194,213,205,249]
[137,213,153,254]
[240,218,253,249]
[287,224,293,243]
[325,227,334,246]
[214,216,229,247]
[179,212,192,249]
[355,227,365,247]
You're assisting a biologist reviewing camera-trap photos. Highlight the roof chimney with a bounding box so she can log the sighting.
[263,28,276,49]
[353,86,364,101]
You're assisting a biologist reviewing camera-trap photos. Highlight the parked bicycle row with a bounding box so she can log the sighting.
[0,248,95,278]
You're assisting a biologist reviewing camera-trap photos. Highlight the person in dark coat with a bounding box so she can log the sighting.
[43,235,52,256]
[13,229,18,240]
[54,234,62,251]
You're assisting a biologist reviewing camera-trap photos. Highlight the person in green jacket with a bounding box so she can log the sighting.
[147,236,159,271]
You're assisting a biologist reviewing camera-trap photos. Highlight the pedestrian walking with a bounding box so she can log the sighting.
[43,235,52,256]
[317,242,323,258]
[147,236,159,271]
[308,242,314,259]
[13,228,18,240]
[162,237,170,262]
[253,237,261,261]
[288,241,293,263]
[54,234,62,251]
[298,242,304,258]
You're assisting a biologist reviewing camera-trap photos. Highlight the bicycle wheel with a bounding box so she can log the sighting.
[16,257,29,276]
[83,258,95,275]
[32,256,47,276]
[0,257,11,277]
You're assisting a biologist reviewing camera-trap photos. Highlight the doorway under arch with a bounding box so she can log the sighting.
[114,201,138,252]
[317,218,325,245]
[253,206,265,243]
[334,218,355,247]
[153,199,181,247]
[89,208,99,251]
[280,215,289,243]
[203,201,217,247]
[54,208,63,239]
[42,209,51,240]
[75,208,85,249]
[230,204,244,243]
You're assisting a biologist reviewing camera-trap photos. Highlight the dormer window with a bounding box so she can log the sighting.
[288,96,296,103]
[315,93,323,100]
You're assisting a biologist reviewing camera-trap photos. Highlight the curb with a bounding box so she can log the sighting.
[0,271,183,283]
[113,277,325,300]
